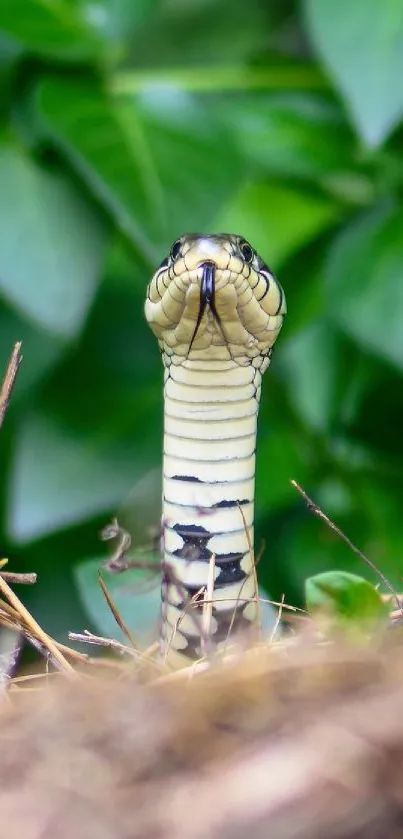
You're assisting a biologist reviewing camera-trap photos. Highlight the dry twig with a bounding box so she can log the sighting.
[291,479,401,613]
[69,629,140,657]
[0,568,37,586]
[97,572,138,649]
[0,342,22,432]
[0,575,75,673]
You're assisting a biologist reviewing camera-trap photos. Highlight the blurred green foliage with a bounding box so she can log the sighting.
[305,571,389,639]
[0,0,403,645]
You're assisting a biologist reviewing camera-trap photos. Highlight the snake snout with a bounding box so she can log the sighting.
[184,238,230,272]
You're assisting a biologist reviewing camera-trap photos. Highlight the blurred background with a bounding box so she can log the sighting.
[0,0,402,649]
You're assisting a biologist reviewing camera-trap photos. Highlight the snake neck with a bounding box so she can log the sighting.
[160,352,264,669]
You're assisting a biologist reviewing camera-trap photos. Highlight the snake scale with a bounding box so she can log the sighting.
[145,234,286,668]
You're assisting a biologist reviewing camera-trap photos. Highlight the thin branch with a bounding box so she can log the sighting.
[100,517,133,572]
[270,594,285,642]
[100,516,159,574]
[0,559,36,583]
[97,572,138,649]
[0,342,22,432]
[201,553,215,656]
[291,479,401,614]
[25,635,65,672]
[69,629,139,656]
[53,640,89,663]
[0,571,37,585]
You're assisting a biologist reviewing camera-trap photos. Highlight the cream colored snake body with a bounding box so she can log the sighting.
[145,234,286,668]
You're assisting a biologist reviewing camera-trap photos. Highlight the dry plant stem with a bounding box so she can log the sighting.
[1,619,69,673]
[0,559,37,585]
[270,594,285,642]
[254,539,265,567]
[0,575,75,673]
[291,479,401,613]
[0,571,37,585]
[18,627,67,672]
[0,342,22,432]
[11,671,63,685]
[201,554,215,656]
[97,572,138,649]
[101,517,133,571]
[69,629,141,657]
[68,633,164,674]
[52,640,89,663]
[237,501,261,634]
[26,636,61,670]
[0,596,87,665]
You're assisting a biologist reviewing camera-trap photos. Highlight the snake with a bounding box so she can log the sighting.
[145,233,286,669]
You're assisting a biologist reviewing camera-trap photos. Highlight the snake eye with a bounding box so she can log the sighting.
[239,239,254,264]
[170,239,182,260]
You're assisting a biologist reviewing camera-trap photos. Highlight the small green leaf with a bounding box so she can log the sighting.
[305,570,388,631]
[325,204,403,370]
[0,142,107,338]
[214,180,340,268]
[74,557,160,648]
[304,0,403,146]
[0,0,102,62]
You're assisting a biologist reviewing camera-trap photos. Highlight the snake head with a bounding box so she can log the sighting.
[145,234,286,361]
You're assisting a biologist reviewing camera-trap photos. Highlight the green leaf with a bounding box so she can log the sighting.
[0,0,102,62]
[214,93,356,181]
[325,204,403,369]
[74,557,160,649]
[278,322,344,432]
[304,0,403,147]
[37,277,163,438]
[214,180,341,267]
[35,80,241,257]
[255,424,310,515]
[0,143,107,338]
[7,413,159,543]
[0,31,22,65]
[35,78,164,259]
[305,570,388,631]
[133,89,241,249]
[123,0,275,69]
[80,0,157,42]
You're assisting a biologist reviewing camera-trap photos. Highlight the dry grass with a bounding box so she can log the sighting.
[3,624,403,839]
